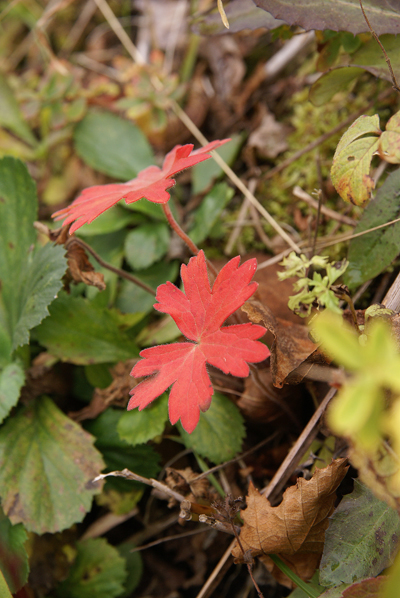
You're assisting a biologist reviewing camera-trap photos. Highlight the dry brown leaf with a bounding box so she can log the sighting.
[165,467,210,502]
[242,300,325,387]
[232,458,348,563]
[260,553,320,589]
[65,242,106,291]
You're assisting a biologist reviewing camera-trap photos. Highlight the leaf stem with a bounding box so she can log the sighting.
[70,237,156,296]
[161,203,219,277]
[268,555,322,598]
[194,452,226,497]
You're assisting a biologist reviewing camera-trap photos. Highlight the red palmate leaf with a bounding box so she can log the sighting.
[52,139,230,234]
[129,251,270,433]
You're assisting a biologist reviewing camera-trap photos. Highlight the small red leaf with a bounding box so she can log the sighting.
[52,140,230,234]
[129,251,270,433]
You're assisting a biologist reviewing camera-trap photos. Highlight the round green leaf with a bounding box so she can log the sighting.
[0,507,29,594]
[117,393,169,446]
[74,111,154,180]
[55,538,127,598]
[179,392,245,464]
[0,396,104,533]
[124,223,170,270]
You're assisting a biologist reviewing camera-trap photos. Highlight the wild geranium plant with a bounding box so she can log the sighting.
[52,140,269,432]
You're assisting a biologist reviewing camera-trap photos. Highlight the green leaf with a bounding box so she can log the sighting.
[313,310,363,371]
[116,260,179,315]
[345,168,400,288]
[253,0,400,35]
[0,362,25,424]
[309,67,364,107]
[330,114,381,206]
[320,480,400,587]
[189,183,234,245]
[55,538,127,598]
[34,292,139,364]
[124,223,170,270]
[117,393,169,446]
[192,134,243,194]
[76,206,140,236]
[117,541,143,597]
[0,73,36,145]
[74,111,154,180]
[350,34,400,84]
[85,408,160,491]
[0,507,29,594]
[0,157,67,353]
[0,396,104,533]
[179,393,245,464]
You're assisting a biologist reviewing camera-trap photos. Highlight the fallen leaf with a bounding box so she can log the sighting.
[241,301,322,387]
[232,458,348,566]
[261,552,320,589]
[52,140,230,234]
[129,250,270,433]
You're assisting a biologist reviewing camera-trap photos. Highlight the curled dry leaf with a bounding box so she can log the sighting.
[65,241,106,291]
[232,458,348,580]
[165,467,210,503]
[241,300,323,388]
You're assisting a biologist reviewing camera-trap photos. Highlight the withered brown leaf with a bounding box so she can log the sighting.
[232,458,348,562]
[242,300,326,388]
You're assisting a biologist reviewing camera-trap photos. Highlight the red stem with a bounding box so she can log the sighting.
[162,203,218,277]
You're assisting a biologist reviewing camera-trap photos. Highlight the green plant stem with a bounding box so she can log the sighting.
[181,33,200,82]
[268,555,322,598]
[161,203,219,277]
[0,570,13,598]
[194,452,226,497]
[70,237,156,296]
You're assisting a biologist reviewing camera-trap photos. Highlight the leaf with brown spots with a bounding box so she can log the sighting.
[65,241,106,291]
[231,458,348,580]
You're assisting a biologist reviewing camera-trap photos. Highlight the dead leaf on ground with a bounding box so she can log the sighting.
[260,552,320,589]
[242,300,325,387]
[247,107,290,159]
[165,467,210,504]
[232,458,348,580]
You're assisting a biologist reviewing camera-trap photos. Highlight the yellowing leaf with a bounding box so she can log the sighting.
[231,458,348,561]
[379,111,400,164]
[331,115,381,206]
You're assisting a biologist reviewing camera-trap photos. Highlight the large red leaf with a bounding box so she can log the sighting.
[52,140,230,234]
[129,251,270,433]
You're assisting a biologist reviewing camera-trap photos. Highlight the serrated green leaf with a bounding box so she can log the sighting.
[74,111,154,180]
[192,135,243,194]
[309,66,364,107]
[331,115,381,206]
[345,168,400,288]
[85,408,160,492]
[124,223,170,270]
[34,292,139,364]
[116,260,179,315]
[189,182,234,245]
[118,393,168,446]
[320,480,400,587]
[0,396,104,533]
[55,538,127,598]
[0,507,29,594]
[0,157,67,354]
[0,74,36,145]
[313,311,363,370]
[0,362,25,424]
[179,393,245,464]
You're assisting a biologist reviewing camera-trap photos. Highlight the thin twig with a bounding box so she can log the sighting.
[93,468,187,503]
[359,0,400,93]
[293,186,357,227]
[70,237,157,296]
[130,526,213,553]
[261,387,337,503]
[190,434,279,483]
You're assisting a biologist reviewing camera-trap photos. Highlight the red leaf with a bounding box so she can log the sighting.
[52,139,230,234]
[128,251,270,433]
